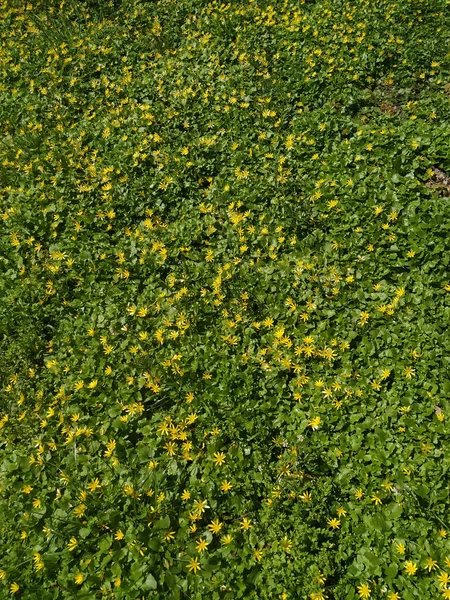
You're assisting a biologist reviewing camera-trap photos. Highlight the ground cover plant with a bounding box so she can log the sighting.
[1,0,450,598]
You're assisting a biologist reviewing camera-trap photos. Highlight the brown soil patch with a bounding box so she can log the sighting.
[425,167,450,197]
[380,102,401,115]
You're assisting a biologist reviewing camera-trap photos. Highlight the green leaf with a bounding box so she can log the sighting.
[143,573,158,590]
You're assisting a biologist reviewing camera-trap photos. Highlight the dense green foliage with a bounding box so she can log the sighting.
[1,0,450,598]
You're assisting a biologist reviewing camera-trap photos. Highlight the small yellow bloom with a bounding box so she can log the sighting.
[181,489,191,501]
[403,366,415,378]
[195,538,209,553]
[221,480,232,493]
[192,499,208,515]
[186,557,200,573]
[87,478,102,492]
[357,583,371,599]
[208,519,223,534]
[359,311,370,326]
[240,517,252,530]
[254,549,263,561]
[74,573,84,585]
[404,560,417,576]
[213,451,226,466]
[67,537,78,552]
[280,535,292,552]
[10,583,19,595]
[327,518,340,529]
[437,572,450,587]
[424,557,438,572]
[308,416,321,430]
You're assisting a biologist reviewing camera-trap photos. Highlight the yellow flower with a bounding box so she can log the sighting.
[208,519,223,534]
[403,366,415,378]
[10,583,19,595]
[395,543,405,554]
[240,517,252,530]
[359,311,370,326]
[404,561,417,576]
[357,583,371,599]
[192,499,208,515]
[67,537,78,552]
[221,534,233,545]
[213,451,226,466]
[186,557,200,573]
[220,480,232,493]
[280,536,292,552]
[308,416,321,430]
[181,490,191,501]
[87,478,102,492]
[74,573,84,585]
[22,485,33,494]
[195,538,209,553]
[254,549,263,561]
[388,593,400,600]
[327,518,340,529]
[424,558,438,572]
[115,530,125,541]
[437,572,450,588]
